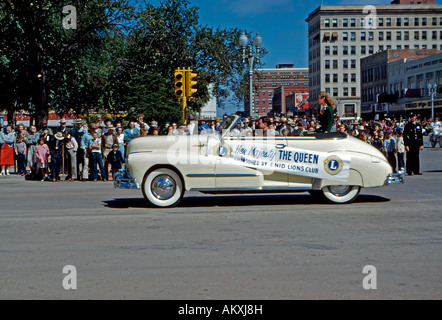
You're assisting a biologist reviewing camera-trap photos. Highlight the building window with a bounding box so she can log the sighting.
[325,74,330,83]
[343,32,348,41]
[343,18,348,27]
[351,73,356,82]
[351,60,356,69]
[361,45,366,55]
[333,88,338,97]
[369,46,374,54]
[404,18,409,26]
[422,31,427,40]
[351,87,356,97]
[432,17,437,26]
[368,32,374,41]
[333,60,338,69]
[361,32,366,41]
[343,87,349,97]
[332,19,338,28]
[386,32,391,41]
[343,46,348,55]
[360,18,365,28]
[324,19,330,28]
[333,46,338,55]
[333,74,338,83]
[386,18,391,27]
[397,18,401,26]
[378,18,383,27]
[343,60,348,69]
[379,31,384,41]
[343,74,348,82]
[325,60,330,69]
[414,17,419,26]
[414,31,419,40]
[345,104,355,114]
[397,31,401,41]
[351,32,356,42]
[404,31,409,41]
[325,46,330,55]
[422,17,427,26]
[351,46,356,55]
[350,18,356,27]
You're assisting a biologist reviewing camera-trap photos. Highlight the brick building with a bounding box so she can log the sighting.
[244,64,308,118]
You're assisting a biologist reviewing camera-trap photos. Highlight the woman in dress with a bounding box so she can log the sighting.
[317,92,337,133]
[0,125,16,175]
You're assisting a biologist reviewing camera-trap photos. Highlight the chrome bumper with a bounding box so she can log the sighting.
[385,171,405,184]
[114,170,140,189]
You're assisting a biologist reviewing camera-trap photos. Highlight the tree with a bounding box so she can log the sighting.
[118,0,266,122]
[0,0,134,127]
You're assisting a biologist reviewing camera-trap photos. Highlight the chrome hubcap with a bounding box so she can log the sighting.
[151,175,176,200]
[328,185,351,197]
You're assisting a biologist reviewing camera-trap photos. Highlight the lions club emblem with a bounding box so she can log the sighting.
[213,143,231,158]
[324,155,344,175]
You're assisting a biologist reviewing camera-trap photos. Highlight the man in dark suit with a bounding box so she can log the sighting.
[403,113,424,176]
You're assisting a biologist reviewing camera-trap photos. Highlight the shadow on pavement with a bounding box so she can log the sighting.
[103,193,390,209]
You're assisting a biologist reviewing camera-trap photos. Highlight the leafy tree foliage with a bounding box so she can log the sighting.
[0,0,265,127]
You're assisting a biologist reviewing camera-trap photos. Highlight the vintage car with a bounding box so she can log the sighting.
[115,115,404,208]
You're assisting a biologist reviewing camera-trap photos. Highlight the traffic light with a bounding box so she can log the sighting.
[174,68,186,99]
[185,69,197,98]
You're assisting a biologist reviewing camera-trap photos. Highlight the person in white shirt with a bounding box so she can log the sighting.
[63,131,79,181]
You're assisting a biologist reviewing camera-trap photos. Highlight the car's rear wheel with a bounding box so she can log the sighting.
[142,168,184,208]
[321,185,361,204]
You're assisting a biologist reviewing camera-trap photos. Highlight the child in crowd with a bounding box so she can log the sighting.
[107,144,125,180]
[15,135,27,175]
[35,137,50,181]
[89,131,106,182]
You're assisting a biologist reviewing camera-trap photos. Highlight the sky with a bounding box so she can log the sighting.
[142,0,440,114]
[174,0,395,68]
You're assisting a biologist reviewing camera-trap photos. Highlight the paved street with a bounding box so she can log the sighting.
[1,140,441,300]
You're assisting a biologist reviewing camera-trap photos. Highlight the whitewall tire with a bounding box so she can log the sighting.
[321,185,361,204]
[142,168,184,208]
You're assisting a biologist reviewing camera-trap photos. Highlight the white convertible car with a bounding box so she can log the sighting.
[115,115,404,207]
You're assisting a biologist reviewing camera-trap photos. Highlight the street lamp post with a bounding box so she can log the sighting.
[428,83,437,121]
[239,31,262,118]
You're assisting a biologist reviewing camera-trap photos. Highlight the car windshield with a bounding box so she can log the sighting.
[216,115,239,135]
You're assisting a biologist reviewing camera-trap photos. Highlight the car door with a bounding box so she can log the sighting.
[214,135,289,189]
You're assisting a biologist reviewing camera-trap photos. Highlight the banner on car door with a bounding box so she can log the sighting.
[208,139,351,182]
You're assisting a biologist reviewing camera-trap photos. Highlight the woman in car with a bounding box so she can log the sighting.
[317,92,337,133]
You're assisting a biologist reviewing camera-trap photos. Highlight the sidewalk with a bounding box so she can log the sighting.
[0,174,26,182]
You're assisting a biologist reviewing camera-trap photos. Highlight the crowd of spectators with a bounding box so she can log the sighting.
[0,112,439,181]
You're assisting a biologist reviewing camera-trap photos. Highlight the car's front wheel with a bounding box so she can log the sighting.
[321,185,361,204]
[142,168,184,208]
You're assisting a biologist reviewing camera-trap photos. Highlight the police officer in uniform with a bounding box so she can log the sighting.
[403,113,423,175]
